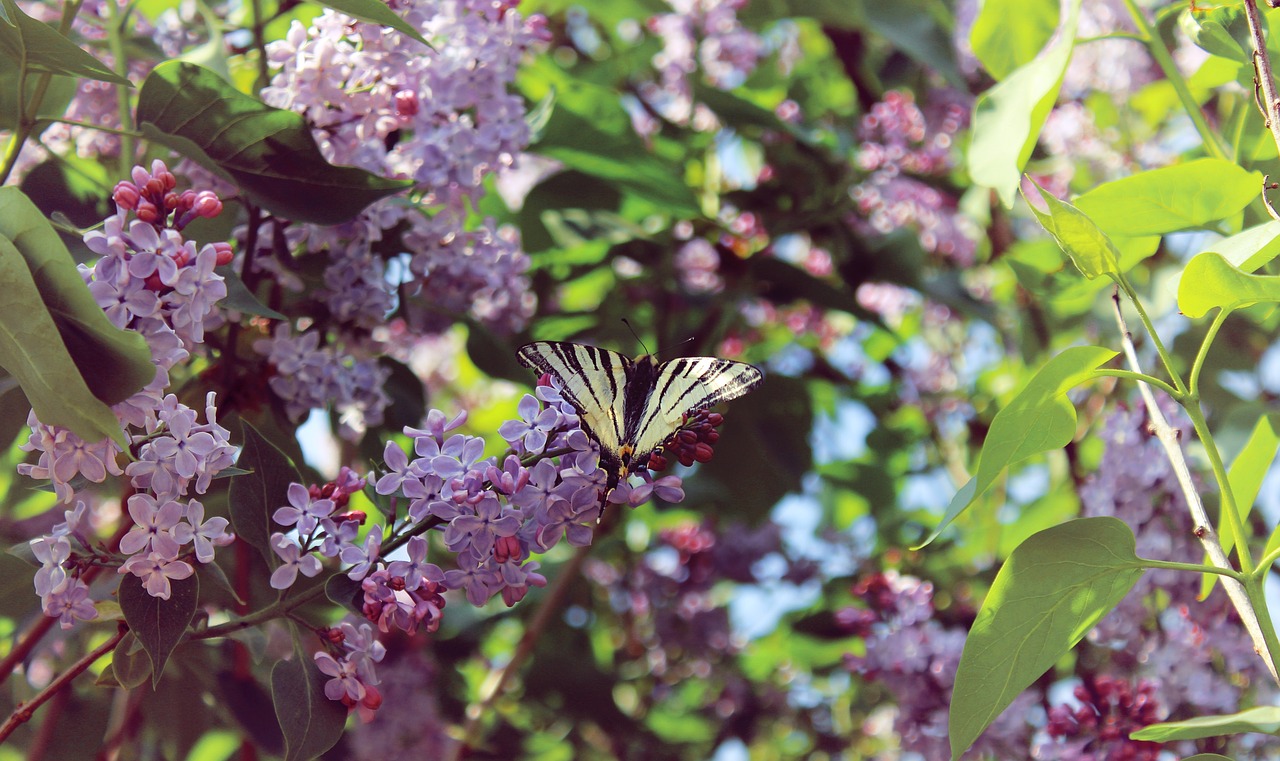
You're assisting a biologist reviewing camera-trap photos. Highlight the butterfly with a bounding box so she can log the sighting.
[516,341,764,500]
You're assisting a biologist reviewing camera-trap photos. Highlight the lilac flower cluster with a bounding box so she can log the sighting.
[1050,400,1280,758]
[20,161,238,619]
[269,378,699,711]
[1042,675,1162,761]
[840,571,1036,759]
[313,621,388,722]
[631,0,779,134]
[849,90,978,265]
[249,0,544,337]
[251,323,391,442]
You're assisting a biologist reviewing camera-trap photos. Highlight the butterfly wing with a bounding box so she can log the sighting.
[516,341,631,460]
[628,357,764,460]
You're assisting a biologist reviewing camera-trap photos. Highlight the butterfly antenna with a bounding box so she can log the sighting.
[621,318,652,356]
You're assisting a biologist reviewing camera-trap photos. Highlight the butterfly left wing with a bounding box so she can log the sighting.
[516,341,631,458]
[628,356,764,461]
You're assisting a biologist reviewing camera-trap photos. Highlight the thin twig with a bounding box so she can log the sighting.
[0,625,128,744]
[1244,0,1280,219]
[451,540,596,760]
[1110,290,1279,683]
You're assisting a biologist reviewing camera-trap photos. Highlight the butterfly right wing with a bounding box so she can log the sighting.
[516,341,631,457]
[628,356,764,460]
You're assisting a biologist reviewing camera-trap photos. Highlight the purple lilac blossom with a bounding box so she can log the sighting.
[18,161,238,617]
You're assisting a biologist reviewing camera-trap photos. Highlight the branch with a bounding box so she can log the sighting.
[0,624,128,744]
[1243,0,1280,219]
[451,540,595,760]
[1110,290,1280,684]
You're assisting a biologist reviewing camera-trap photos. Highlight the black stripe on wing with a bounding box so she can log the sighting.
[630,358,763,458]
[516,341,630,453]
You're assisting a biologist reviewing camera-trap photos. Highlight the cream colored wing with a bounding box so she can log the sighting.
[628,357,764,459]
[516,341,631,455]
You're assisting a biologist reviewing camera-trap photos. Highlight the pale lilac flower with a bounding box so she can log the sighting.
[176,500,235,563]
[43,579,98,629]
[120,551,194,600]
[269,533,323,589]
[119,494,185,558]
[340,528,382,581]
[273,483,337,534]
[31,535,71,597]
[385,536,443,592]
[314,651,366,702]
[497,395,559,454]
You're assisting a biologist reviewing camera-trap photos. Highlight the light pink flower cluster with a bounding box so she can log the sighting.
[253,0,547,336]
[20,161,237,620]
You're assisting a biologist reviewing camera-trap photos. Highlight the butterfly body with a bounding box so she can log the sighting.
[516,341,764,494]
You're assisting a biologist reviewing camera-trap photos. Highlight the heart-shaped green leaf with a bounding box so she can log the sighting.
[1178,251,1280,318]
[919,345,1117,547]
[229,421,301,565]
[949,518,1145,758]
[272,652,348,760]
[118,573,199,687]
[136,62,412,225]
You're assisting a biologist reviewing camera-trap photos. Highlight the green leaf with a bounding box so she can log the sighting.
[1197,220,1280,273]
[1204,414,1280,598]
[111,632,153,690]
[1177,251,1280,318]
[752,256,877,320]
[0,0,131,85]
[118,573,199,687]
[521,60,702,218]
[859,0,963,88]
[271,655,348,761]
[949,517,1146,758]
[136,62,411,225]
[1130,706,1280,741]
[918,346,1117,548]
[324,573,363,616]
[969,0,1058,80]
[968,0,1080,207]
[1071,158,1260,237]
[310,0,429,46]
[1179,5,1249,62]
[217,266,287,320]
[229,421,301,565]
[1024,180,1122,280]
[0,190,153,447]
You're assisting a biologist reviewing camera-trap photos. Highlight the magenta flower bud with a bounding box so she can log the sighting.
[394,89,419,117]
[113,182,141,210]
[193,190,222,219]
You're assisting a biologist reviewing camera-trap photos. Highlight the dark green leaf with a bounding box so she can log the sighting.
[752,256,876,320]
[229,420,301,564]
[136,62,412,225]
[111,632,153,689]
[310,0,429,46]
[523,60,701,217]
[272,655,348,761]
[118,573,199,687]
[324,573,363,616]
[377,357,426,434]
[950,518,1145,758]
[216,266,287,320]
[0,188,153,447]
[467,322,527,384]
[217,669,285,754]
[0,0,131,85]
[860,0,964,88]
